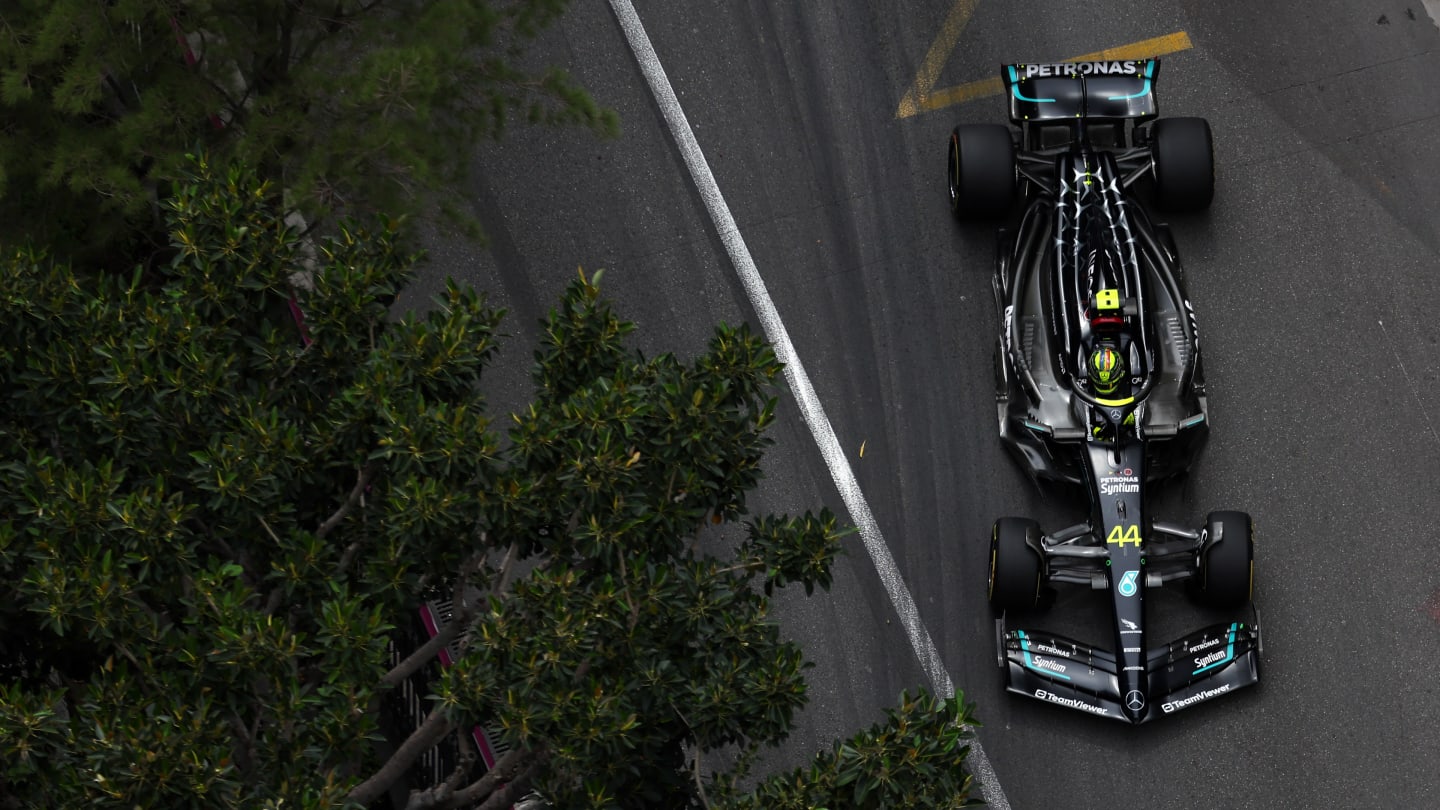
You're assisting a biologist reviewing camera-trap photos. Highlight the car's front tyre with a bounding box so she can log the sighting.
[989,517,1044,610]
[1192,510,1253,609]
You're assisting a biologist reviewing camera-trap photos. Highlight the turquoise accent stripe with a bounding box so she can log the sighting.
[1191,622,1240,675]
[1018,630,1073,681]
[1008,66,1056,103]
[1107,60,1155,101]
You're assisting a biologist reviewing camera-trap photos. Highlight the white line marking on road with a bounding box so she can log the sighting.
[607,2,1009,806]
[1379,319,1440,447]
[1423,1,1440,31]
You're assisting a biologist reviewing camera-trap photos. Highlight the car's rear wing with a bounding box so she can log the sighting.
[1002,59,1160,124]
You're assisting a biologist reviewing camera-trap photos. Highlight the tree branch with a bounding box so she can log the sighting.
[619,556,639,632]
[317,463,375,539]
[193,516,253,579]
[264,586,285,616]
[196,65,244,123]
[205,531,240,562]
[279,0,299,76]
[693,745,712,809]
[402,732,477,810]
[333,538,364,579]
[345,0,388,21]
[381,552,485,688]
[488,541,519,599]
[382,601,471,688]
[229,711,261,775]
[253,515,291,614]
[258,515,283,545]
[440,731,477,791]
[445,747,546,810]
[293,0,386,64]
[293,30,332,68]
[348,704,455,806]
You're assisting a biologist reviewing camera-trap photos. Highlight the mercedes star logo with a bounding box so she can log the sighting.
[1126,690,1146,712]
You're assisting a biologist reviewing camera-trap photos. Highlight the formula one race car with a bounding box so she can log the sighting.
[947,59,1260,723]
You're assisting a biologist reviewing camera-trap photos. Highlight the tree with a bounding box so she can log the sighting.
[0,0,618,265]
[0,157,978,809]
[717,689,979,810]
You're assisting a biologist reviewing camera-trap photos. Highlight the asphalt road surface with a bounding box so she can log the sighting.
[405,2,1440,807]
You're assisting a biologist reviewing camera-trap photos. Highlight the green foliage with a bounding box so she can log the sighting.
[0,157,923,810]
[0,156,977,809]
[716,690,981,810]
[1,157,454,808]
[0,0,619,265]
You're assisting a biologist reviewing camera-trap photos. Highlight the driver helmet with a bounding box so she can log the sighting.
[1088,345,1126,396]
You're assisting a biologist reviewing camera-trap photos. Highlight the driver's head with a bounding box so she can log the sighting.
[1088,345,1126,396]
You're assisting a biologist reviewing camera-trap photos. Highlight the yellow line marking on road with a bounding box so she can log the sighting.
[896,0,981,118]
[897,30,1195,118]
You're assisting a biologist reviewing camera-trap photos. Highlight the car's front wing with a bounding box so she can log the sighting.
[997,617,1261,724]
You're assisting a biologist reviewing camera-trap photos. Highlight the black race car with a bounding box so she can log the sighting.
[947,59,1260,724]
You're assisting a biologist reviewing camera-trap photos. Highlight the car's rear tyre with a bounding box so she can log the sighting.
[989,517,1044,610]
[1193,510,1253,609]
[948,124,1015,220]
[1151,117,1214,212]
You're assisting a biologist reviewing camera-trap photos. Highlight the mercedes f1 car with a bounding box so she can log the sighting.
[947,59,1260,723]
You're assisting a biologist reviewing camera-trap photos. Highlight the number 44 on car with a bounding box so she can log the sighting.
[949,58,1261,724]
